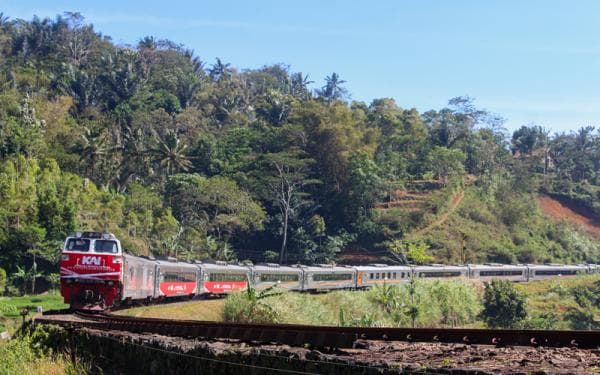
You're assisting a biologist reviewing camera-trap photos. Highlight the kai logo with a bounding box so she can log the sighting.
[81,256,102,266]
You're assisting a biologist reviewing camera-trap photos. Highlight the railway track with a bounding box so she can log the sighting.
[36,311,600,349]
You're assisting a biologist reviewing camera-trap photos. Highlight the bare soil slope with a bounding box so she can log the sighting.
[538,195,600,239]
[414,189,465,236]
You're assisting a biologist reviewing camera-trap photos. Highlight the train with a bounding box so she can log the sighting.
[60,232,600,310]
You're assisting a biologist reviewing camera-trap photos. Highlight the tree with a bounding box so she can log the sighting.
[148,130,193,178]
[165,174,266,255]
[564,282,600,330]
[388,240,434,264]
[317,72,348,103]
[256,150,319,264]
[426,146,466,185]
[482,279,527,328]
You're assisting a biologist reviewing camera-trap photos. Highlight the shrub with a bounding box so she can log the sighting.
[0,325,87,375]
[0,268,6,295]
[482,279,527,328]
[222,285,282,324]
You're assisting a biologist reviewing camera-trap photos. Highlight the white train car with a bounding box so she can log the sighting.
[196,261,251,294]
[300,265,356,291]
[527,264,588,280]
[251,263,303,291]
[121,255,157,301]
[468,264,528,282]
[413,264,469,279]
[354,264,411,289]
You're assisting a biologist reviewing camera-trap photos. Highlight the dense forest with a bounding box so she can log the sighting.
[0,13,598,294]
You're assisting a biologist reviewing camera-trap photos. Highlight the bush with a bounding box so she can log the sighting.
[0,325,87,375]
[222,285,281,324]
[482,279,527,328]
[0,268,6,295]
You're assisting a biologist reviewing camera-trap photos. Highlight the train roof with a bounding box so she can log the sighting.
[413,264,468,270]
[298,265,355,273]
[195,261,250,271]
[468,264,527,269]
[154,259,198,269]
[353,265,411,271]
[527,264,588,270]
[68,231,119,240]
[252,264,302,272]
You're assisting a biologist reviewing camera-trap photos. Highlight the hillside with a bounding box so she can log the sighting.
[0,13,598,295]
[538,195,600,239]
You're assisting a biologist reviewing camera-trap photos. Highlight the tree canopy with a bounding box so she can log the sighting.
[0,13,598,293]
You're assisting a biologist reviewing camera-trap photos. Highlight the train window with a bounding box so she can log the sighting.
[313,273,353,281]
[376,273,380,279]
[370,273,374,279]
[94,240,118,253]
[387,272,391,279]
[535,270,578,276]
[480,270,523,277]
[392,272,396,279]
[209,273,247,282]
[163,272,196,282]
[420,271,462,278]
[259,273,299,282]
[65,238,90,251]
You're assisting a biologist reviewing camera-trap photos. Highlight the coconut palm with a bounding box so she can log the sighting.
[148,131,193,178]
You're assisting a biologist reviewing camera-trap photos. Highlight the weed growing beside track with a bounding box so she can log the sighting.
[0,325,88,375]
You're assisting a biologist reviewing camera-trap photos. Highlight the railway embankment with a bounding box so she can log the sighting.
[33,315,600,374]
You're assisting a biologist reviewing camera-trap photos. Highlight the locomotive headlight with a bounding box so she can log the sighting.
[113,258,122,264]
[65,278,73,284]
[61,254,69,261]
[106,281,115,286]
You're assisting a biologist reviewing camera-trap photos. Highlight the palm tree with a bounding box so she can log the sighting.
[148,131,193,178]
[317,72,348,103]
[209,58,232,82]
[80,127,110,177]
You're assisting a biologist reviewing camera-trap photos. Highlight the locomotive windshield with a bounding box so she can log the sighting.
[94,240,119,253]
[65,238,90,251]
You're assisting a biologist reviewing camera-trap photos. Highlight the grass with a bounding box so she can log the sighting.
[117,298,225,321]
[0,292,67,333]
[517,275,600,329]
[0,325,88,375]
[113,275,599,330]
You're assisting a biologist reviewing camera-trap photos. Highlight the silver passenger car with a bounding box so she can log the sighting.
[122,254,157,300]
[155,259,199,297]
[196,261,251,294]
[413,264,469,279]
[468,264,528,282]
[354,264,411,288]
[251,263,303,291]
[587,264,599,274]
[527,264,588,280]
[300,265,356,291]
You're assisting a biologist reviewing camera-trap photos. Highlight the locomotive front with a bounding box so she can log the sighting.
[60,232,123,310]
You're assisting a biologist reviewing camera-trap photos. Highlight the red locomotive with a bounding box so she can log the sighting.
[60,231,249,310]
[60,232,123,310]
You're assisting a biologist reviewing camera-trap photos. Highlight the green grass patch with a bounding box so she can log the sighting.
[0,293,67,333]
[0,325,88,375]
[117,298,225,321]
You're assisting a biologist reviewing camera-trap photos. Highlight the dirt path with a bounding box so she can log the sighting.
[538,195,600,238]
[413,190,465,236]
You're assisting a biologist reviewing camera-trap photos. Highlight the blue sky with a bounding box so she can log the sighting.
[2,0,600,132]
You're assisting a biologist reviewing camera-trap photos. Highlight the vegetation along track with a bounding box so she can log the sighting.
[35,311,600,349]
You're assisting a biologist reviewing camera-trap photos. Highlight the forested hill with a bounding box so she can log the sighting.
[0,13,599,290]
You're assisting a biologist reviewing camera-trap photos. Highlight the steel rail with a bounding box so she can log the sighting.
[35,312,600,349]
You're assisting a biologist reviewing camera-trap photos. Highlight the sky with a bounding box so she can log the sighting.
[2,0,600,133]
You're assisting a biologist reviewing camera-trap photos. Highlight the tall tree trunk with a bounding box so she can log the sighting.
[31,253,37,294]
[279,209,289,264]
